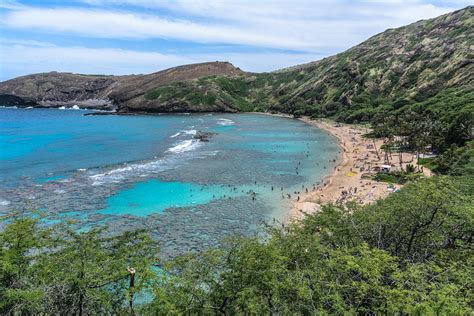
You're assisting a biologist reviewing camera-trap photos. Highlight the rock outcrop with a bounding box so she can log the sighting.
[0,62,245,112]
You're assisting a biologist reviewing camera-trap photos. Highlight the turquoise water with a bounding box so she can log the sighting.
[0,108,340,258]
[100,180,246,216]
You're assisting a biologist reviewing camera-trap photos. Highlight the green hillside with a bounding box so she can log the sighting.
[144,7,473,123]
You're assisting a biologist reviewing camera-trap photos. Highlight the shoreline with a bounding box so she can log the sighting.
[248,112,356,221]
[248,112,427,222]
[284,116,431,222]
[286,118,368,221]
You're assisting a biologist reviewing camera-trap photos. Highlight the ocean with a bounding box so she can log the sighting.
[0,107,340,258]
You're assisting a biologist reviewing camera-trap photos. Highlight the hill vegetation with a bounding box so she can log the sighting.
[1,176,472,314]
[141,7,473,121]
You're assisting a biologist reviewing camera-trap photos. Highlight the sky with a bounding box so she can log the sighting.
[0,0,471,81]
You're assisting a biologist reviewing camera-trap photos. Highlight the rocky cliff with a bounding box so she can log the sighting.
[0,72,117,109]
[0,62,246,112]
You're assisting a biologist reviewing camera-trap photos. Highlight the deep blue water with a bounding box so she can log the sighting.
[0,108,340,258]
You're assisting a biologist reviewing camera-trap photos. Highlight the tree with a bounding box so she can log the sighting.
[354,177,473,261]
[37,226,158,314]
[0,216,158,315]
[147,176,473,313]
[0,216,49,313]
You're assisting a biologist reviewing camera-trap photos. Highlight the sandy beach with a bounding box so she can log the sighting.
[284,117,431,222]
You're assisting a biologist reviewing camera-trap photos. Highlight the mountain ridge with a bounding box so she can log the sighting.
[0,6,472,119]
[0,61,247,112]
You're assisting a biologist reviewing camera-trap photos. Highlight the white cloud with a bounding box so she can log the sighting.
[81,0,460,25]
[2,7,315,51]
[2,1,463,53]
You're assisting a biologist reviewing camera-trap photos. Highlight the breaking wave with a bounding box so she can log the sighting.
[182,129,197,135]
[89,158,168,185]
[166,139,200,154]
[59,105,82,110]
[170,129,197,138]
[90,137,202,185]
[217,118,235,126]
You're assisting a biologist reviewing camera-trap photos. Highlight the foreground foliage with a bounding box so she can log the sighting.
[1,176,472,314]
[0,219,158,314]
[150,176,473,314]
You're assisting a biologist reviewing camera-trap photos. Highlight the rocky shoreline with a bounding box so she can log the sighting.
[0,61,245,113]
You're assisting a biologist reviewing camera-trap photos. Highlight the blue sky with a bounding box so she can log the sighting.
[0,0,471,80]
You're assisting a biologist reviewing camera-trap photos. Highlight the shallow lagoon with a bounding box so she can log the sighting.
[0,108,340,258]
